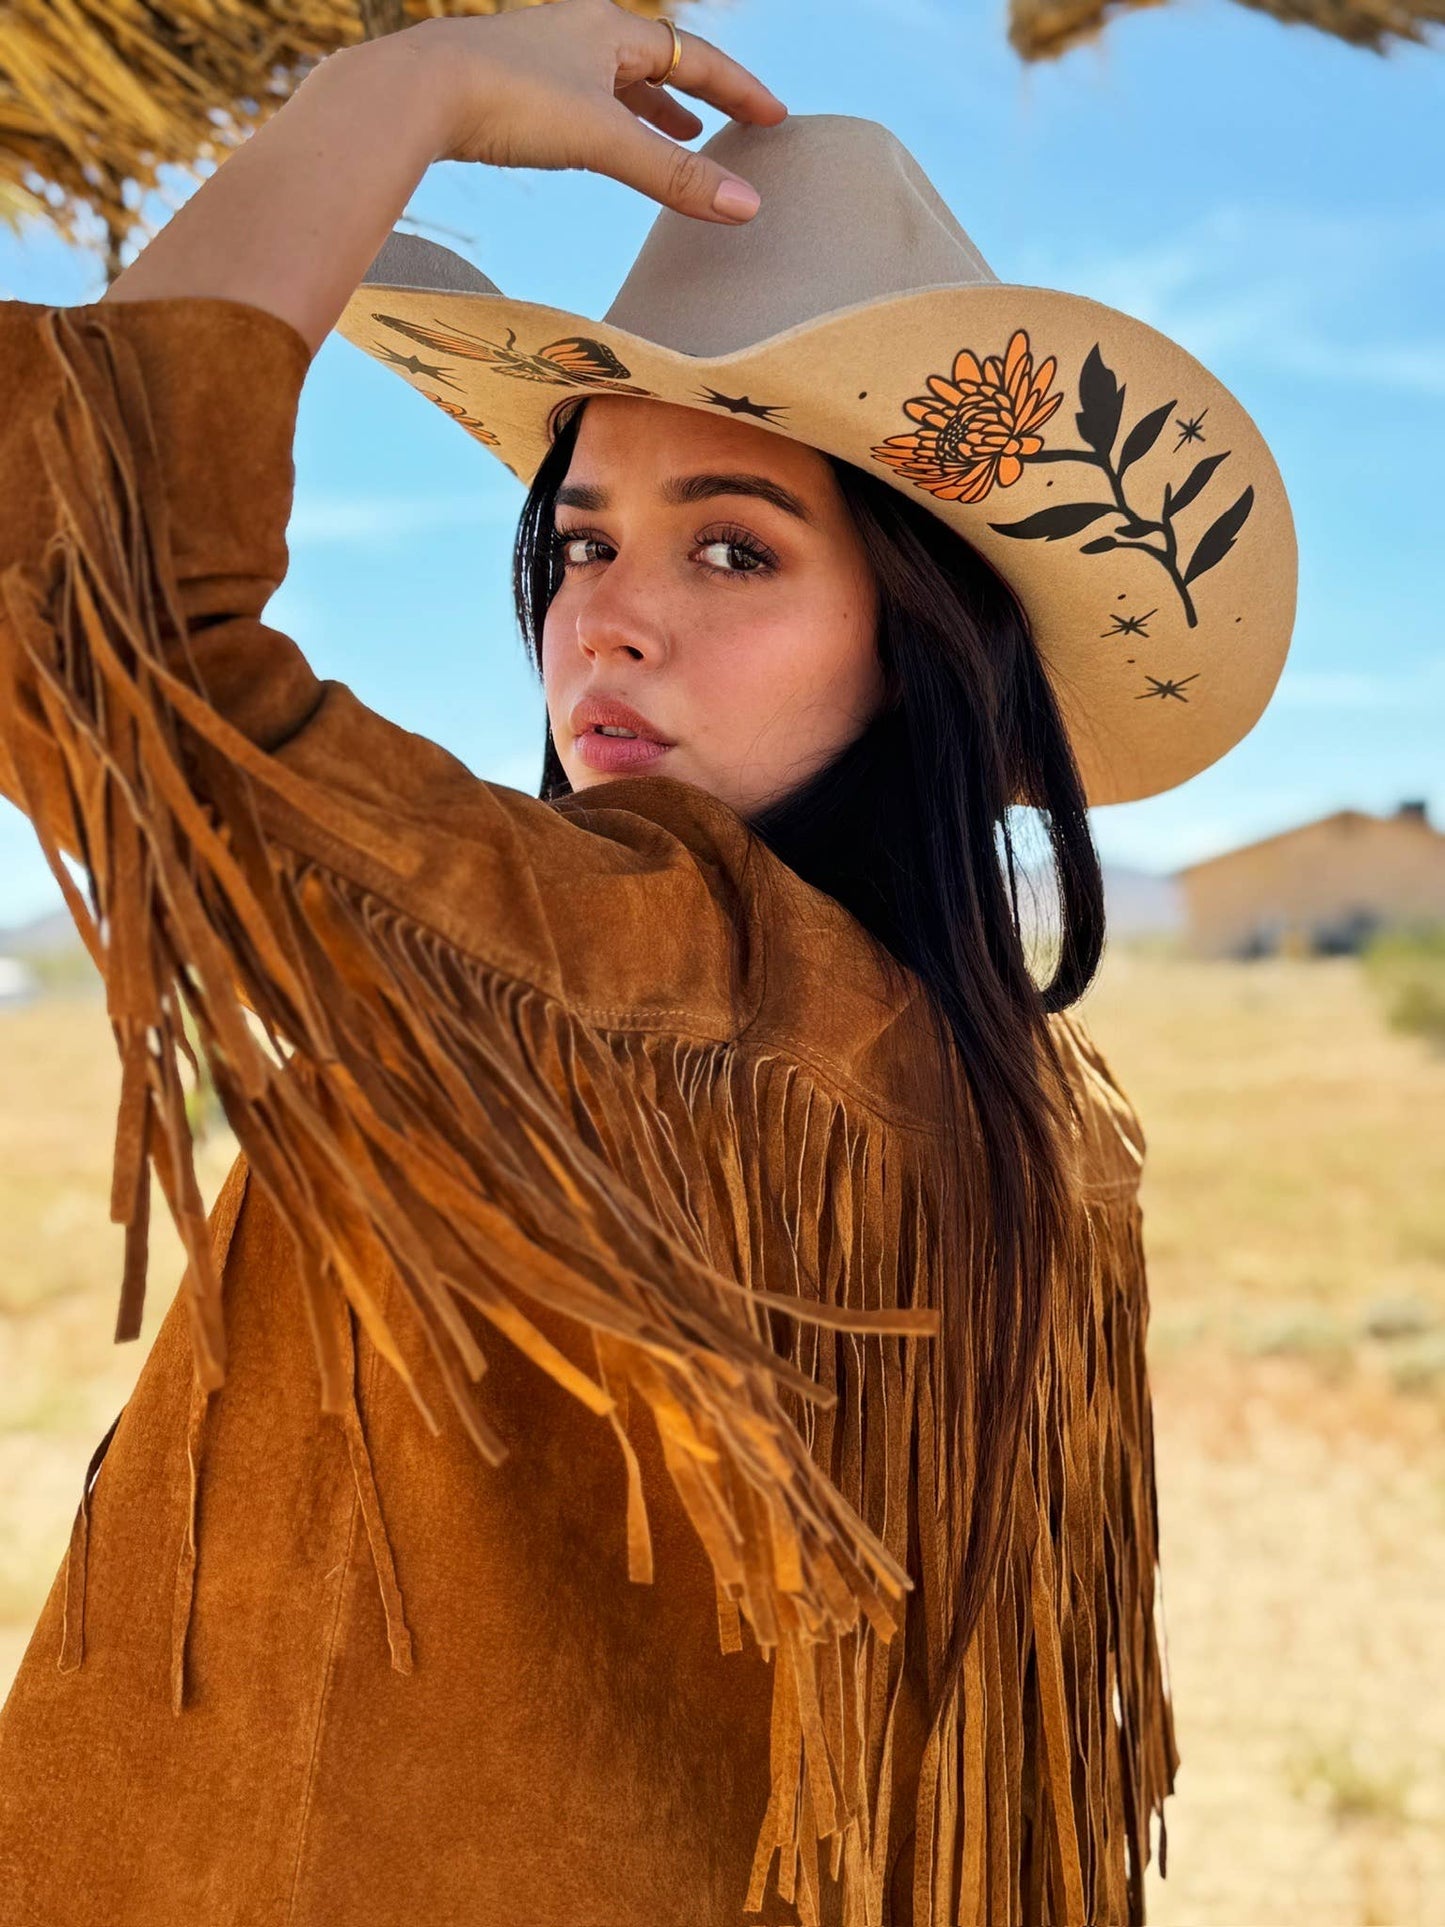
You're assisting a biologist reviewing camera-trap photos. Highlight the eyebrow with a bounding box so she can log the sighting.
[554,471,816,527]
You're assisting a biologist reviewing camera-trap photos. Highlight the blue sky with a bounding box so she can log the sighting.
[1,0,1441,925]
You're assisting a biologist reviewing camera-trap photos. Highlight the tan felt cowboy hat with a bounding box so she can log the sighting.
[336,113,1298,806]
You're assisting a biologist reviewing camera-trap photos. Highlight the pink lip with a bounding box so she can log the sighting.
[568,691,676,774]
[569,693,673,740]
[574,731,673,774]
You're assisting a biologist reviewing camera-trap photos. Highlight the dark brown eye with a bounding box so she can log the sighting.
[550,529,610,570]
[695,525,777,577]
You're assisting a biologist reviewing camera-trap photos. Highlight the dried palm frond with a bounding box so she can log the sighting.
[1010,0,1445,61]
[0,0,693,281]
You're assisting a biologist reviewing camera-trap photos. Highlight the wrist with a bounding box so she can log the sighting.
[302,27,465,171]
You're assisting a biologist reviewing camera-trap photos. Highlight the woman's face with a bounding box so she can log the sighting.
[541,396,884,818]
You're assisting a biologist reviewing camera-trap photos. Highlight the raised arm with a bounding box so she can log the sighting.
[101,0,783,354]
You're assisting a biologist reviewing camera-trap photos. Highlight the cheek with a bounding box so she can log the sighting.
[687,581,881,761]
[735,580,878,708]
[540,607,562,676]
[539,611,570,709]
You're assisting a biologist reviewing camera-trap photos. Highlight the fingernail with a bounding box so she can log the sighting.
[714,178,760,220]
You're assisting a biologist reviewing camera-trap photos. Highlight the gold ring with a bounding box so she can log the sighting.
[645,16,683,88]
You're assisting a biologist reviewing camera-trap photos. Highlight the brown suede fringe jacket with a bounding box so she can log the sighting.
[0,296,1179,1927]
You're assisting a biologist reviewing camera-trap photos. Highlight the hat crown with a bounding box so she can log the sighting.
[602,114,998,357]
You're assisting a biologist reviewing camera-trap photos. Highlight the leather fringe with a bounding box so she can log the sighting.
[338,1289,415,1675]
[1,307,1178,1924]
[56,1407,124,1674]
[902,1167,1181,1923]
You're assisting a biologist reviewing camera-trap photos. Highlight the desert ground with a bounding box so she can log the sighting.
[1,947,1441,1924]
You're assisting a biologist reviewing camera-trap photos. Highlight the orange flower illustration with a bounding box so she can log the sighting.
[870,328,1064,504]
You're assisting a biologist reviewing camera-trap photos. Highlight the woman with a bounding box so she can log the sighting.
[0,3,1296,1923]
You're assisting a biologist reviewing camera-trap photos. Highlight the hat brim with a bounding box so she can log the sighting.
[337,271,1296,808]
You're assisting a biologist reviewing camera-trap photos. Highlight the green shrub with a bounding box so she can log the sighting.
[1361,923,1445,1049]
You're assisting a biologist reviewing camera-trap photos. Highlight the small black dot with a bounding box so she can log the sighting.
[1118,593,1126,600]
[858,390,867,399]
[1235,615,1242,623]
[1127,658,1135,664]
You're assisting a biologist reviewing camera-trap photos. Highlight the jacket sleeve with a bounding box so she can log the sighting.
[0,296,936,1828]
[0,295,744,1022]
[0,297,325,836]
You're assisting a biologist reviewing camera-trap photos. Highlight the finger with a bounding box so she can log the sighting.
[614,12,787,126]
[616,79,705,143]
[588,99,764,222]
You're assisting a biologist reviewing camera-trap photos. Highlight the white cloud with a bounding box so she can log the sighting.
[1266,333,1445,399]
[287,491,521,546]
[1089,810,1271,876]
[1017,203,1445,398]
[1271,657,1445,711]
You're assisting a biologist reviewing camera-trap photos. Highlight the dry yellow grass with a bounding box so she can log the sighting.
[1083,945,1445,1347]
[0,990,238,1660]
[1079,948,1445,1925]
[1,949,1442,1922]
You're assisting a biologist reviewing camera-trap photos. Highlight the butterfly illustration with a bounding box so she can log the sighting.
[370,313,655,395]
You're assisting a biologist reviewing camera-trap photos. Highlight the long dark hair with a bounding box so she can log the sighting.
[512,396,1106,1744]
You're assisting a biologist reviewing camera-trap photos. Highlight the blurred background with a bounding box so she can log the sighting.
[1,1,1442,1920]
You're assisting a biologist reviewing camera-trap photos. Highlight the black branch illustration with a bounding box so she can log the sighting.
[987,344,1254,629]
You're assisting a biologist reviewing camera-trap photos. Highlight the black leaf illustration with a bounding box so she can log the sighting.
[1079,537,1118,554]
[1117,400,1176,478]
[989,502,1118,541]
[1075,345,1125,457]
[1182,485,1255,586]
[1112,519,1155,540]
[1169,451,1231,517]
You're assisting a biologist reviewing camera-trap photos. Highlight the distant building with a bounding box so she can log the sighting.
[0,906,94,1001]
[1175,801,1445,957]
[1102,864,1184,940]
[0,955,38,1007]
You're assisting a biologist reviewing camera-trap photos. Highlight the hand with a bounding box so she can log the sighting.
[403,0,787,221]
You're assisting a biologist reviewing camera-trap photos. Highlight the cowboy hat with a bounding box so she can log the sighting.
[336,113,1297,807]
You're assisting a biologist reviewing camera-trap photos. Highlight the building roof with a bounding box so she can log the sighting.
[1174,803,1442,880]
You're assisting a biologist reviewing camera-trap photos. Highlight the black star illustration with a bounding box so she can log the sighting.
[695,386,789,422]
[1103,608,1158,639]
[1174,408,1208,450]
[369,341,464,391]
[1136,673,1200,703]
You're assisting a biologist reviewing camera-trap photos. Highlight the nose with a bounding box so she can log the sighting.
[572,548,672,668]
